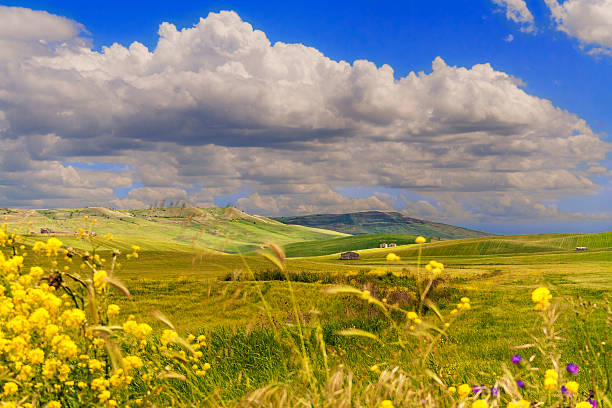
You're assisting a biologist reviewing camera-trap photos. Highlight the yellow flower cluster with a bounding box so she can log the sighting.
[126,245,141,260]
[0,240,110,405]
[565,380,579,394]
[415,236,426,244]
[123,317,153,339]
[367,268,390,277]
[425,260,444,275]
[544,368,558,390]
[161,329,178,346]
[457,383,471,398]
[451,297,471,315]
[0,232,212,407]
[472,400,489,408]
[93,270,107,292]
[406,311,422,329]
[386,253,400,262]
[107,304,120,318]
[532,287,552,310]
[379,400,394,408]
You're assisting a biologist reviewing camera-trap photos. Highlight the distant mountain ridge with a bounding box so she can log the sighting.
[273,211,490,239]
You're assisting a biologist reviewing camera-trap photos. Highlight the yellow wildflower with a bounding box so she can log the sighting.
[28,348,45,364]
[93,270,107,292]
[62,308,86,326]
[161,329,178,346]
[88,359,104,373]
[91,377,108,392]
[379,401,394,408]
[415,236,426,244]
[457,296,472,310]
[544,376,558,390]
[42,359,59,379]
[91,337,104,348]
[545,369,558,380]
[3,382,18,395]
[458,383,471,398]
[122,355,143,370]
[52,334,78,359]
[29,266,44,279]
[386,253,400,261]
[107,304,120,318]
[532,287,552,310]
[45,237,63,256]
[425,260,444,274]
[565,381,579,393]
[98,390,111,403]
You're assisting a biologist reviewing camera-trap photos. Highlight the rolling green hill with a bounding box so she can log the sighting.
[283,233,423,257]
[274,211,490,239]
[1,206,347,253]
[340,231,612,262]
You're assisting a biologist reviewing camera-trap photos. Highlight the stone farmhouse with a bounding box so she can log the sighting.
[340,251,359,260]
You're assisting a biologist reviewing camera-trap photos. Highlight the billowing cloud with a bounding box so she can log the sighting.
[237,188,394,216]
[0,6,609,225]
[492,0,536,33]
[402,192,612,225]
[545,0,612,55]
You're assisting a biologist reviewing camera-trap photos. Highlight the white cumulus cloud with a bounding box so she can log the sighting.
[545,0,612,55]
[492,0,536,33]
[0,6,609,224]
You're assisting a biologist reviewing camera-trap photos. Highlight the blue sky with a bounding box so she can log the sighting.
[1,0,611,234]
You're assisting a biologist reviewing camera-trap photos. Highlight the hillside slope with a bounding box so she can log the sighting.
[274,211,489,239]
[1,206,347,253]
[283,234,422,257]
[334,231,612,263]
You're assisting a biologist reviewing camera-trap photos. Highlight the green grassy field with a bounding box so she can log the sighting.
[11,217,612,404]
[1,206,346,253]
[282,233,426,257]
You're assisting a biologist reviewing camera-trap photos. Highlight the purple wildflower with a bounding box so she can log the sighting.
[588,399,597,408]
[566,363,579,374]
[561,385,569,396]
[516,379,525,388]
[511,354,522,365]
[473,384,485,394]
[491,386,499,397]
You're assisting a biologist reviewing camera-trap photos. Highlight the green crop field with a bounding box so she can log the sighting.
[282,233,428,257]
[3,211,610,406]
